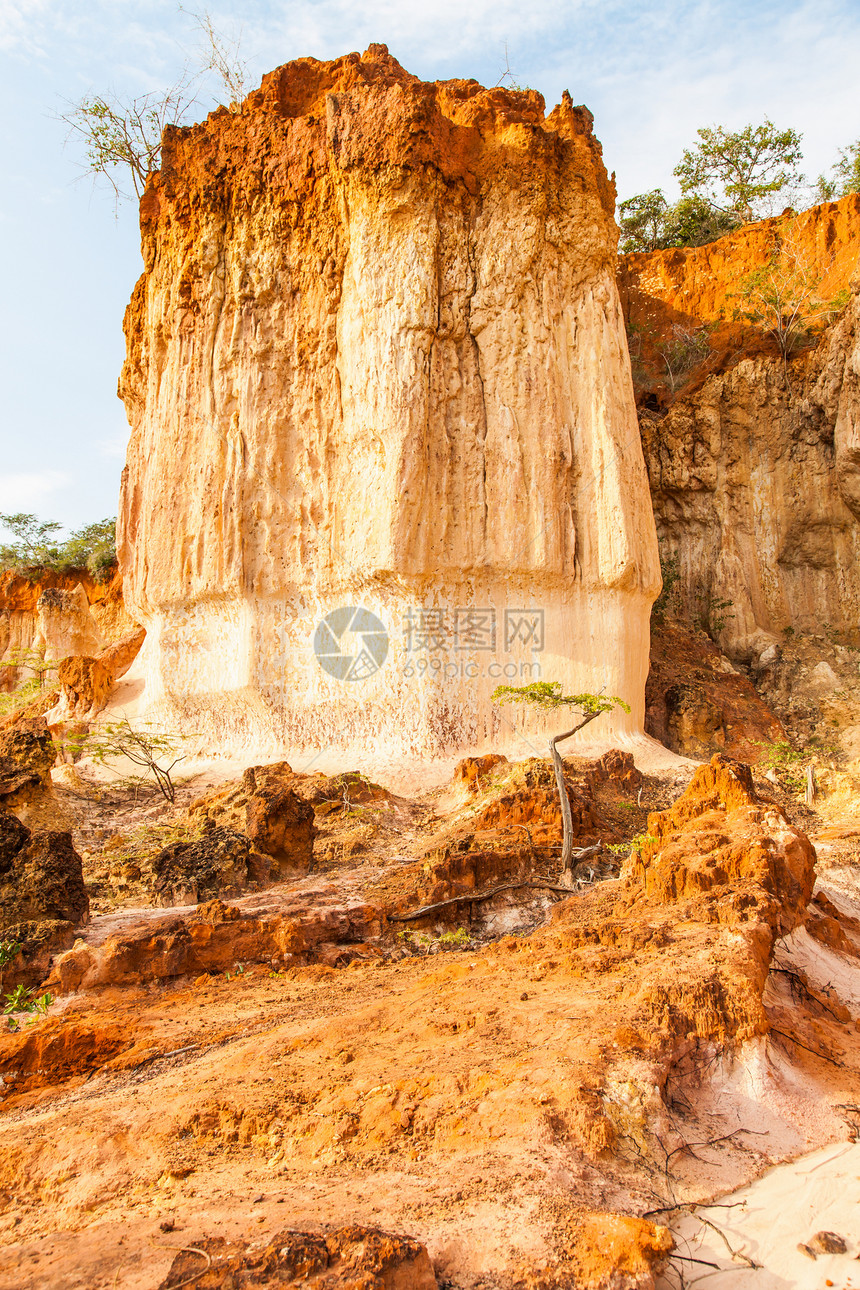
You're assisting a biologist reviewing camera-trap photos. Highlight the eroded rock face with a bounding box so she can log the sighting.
[152,828,270,907]
[0,726,72,831]
[0,811,88,989]
[119,45,660,763]
[625,754,815,937]
[34,586,102,663]
[46,626,146,725]
[185,762,317,877]
[646,621,784,760]
[619,197,860,665]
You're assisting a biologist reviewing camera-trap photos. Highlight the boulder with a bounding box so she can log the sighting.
[186,763,317,878]
[240,765,316,873]
[152,827,272,907]
[0,810,88,991]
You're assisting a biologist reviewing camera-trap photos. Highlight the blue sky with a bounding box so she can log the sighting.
[1,0,859,533]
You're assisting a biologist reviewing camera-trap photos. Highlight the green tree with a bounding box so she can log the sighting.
[815,139,860,202]
[0,513,116,581]
[618,189,670,253]
[60,518,118,581]
[730,226,847,372]
[674,120,804,222]
[0,513,63,568]
[491,683,629,885]
[619,191,740,254]
[661,195,740,247]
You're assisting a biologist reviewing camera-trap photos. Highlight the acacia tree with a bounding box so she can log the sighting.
[730,227,846,377]
[67,718,186,803]
[674,120,804,222]
[492,682,630,886]
[58,10,249,206]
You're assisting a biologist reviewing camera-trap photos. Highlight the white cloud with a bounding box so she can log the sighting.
[0,0,50,55]
[98,434,129,459]
[0,471,69,512]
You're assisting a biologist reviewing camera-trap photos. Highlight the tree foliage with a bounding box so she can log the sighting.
[58,80,198,204]
[58,9,250,207]
[0,514,116,581]
[730,226,848,366]
[619,190,739,253]
[815,139,860,202]
[491,681,627,716]
[492,683,630,884]
[673,119,803,222]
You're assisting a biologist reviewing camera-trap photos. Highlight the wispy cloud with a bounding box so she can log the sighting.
[97,434,129,460]
[0,0,50,56]
[0,471,69,512]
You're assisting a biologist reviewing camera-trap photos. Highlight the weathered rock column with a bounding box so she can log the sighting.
[119,45,660,765]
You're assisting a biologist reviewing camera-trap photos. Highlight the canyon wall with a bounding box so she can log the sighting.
[0,572,132,692]
[119,45,660,766]
[619,197,860,665]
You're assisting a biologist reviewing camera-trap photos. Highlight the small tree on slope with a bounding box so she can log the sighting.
[492,682,630,887]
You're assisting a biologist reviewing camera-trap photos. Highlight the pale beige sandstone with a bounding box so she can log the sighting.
[33,585,102,662]
[118,47,660,766]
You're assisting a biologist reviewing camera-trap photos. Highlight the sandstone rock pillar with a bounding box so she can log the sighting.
[119,47,660,767]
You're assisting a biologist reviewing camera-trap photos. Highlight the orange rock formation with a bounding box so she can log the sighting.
[619,197,860,665]
[118,45,660,766]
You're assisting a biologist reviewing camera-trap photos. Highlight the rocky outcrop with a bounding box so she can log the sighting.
[0,570,137,701]
[158,1225,436,1290]
[152,828,272,907]
[0,810,89,990]
[619,197,860,666]
[46,627,146,725]
[0,726,71,830]
[118,45,660,765]
[646,621,784,760]
[34,586,102,663]
[624,754,815,937]
[185,762,317,876]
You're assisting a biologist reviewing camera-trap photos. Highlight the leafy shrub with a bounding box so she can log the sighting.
[652,551,680,623]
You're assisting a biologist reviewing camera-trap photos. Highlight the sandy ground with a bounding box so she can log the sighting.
[663,1140,860,1289]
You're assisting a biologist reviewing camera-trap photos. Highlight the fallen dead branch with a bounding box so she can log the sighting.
[770,965,844,1021]
[770,1027,842,1066]
[389,880,581,922]
[150,1239,213,1289]
[694,1214,759,1269]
